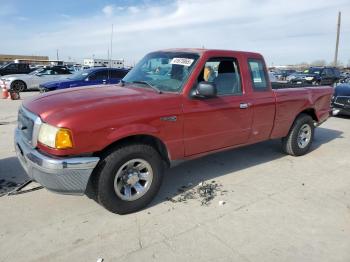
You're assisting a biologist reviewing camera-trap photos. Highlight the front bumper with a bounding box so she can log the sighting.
[15,128,100,195]
[332,106,350,116]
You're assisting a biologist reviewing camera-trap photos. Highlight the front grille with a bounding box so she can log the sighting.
[335,96,350,106]
[18,107,35,144]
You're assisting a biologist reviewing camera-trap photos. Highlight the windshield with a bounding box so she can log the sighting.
[123,51,199,93]
[304,68,321,75]
[67,70,90,80]
[0,62,11,69]
[29,68,45,75]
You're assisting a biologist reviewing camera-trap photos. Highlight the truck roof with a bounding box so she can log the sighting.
[156,48,263,57]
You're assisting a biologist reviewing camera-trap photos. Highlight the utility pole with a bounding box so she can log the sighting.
[110,24,114,68]
[56,49,59,61]
[334,11,341,66]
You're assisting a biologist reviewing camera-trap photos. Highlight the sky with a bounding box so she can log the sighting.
[0,0,349,66]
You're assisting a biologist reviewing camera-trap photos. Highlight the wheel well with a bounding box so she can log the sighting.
[97,135,170,166]
[11,80,27,89]
[298,108,318,122]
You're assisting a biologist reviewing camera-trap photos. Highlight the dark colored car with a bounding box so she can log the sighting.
[274,69,296,80]
[289,67,341,85]
[39,67,129,92]
[0,62,34,76]
[332,84,350,116]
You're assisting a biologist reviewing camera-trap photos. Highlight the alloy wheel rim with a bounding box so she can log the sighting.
[13,82,24,92]
[297,124,312,148]
[114,159,153,201]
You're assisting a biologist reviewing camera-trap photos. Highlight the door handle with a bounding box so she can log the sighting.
[240,103,251,109]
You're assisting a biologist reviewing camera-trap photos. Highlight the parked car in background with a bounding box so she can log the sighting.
[289,67,341,85]
[268,71,278,82]
[15,48,333,214]
[0,62,34,76]
[274,69,296,80]
[0,66,72,92]
[39,67,129,92]
[339,72,350,83]
[286,72,301,82]
[332,83,350,116]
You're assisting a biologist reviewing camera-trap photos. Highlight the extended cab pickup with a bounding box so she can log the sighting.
[15,49,333,214]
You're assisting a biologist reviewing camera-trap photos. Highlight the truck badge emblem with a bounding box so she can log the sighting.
[160,116,177,122]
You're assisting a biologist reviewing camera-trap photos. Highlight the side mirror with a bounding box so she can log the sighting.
[193,81,217,98]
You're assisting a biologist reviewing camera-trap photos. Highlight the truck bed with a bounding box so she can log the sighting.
[270,85,333,139]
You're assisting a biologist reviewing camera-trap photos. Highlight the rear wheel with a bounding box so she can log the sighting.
[11,81,26,92]
[95,143,164,214]
[282,114,315,156]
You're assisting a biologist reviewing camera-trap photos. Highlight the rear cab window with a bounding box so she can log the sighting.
[248,59,269,91]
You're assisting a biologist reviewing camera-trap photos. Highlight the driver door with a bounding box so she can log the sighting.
[182,57,253,156]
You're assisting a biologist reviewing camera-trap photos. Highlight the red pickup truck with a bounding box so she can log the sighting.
[15,49,332,214]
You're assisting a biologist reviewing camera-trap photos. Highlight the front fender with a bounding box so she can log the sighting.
[106,123,160,144]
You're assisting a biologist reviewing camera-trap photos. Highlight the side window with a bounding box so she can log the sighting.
[248,59,268,91]
[325,69,333,77]
[6,64,18,70]
[18,64,27,70]
[41,70,58,75]
[89,70,108,81]
[333,69,340,78]
[110,70,128,78]
[197,58,242,95]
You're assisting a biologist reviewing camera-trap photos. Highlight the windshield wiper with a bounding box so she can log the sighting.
[132,81,162,94]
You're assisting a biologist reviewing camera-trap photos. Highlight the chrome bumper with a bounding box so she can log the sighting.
[14,128,100,195]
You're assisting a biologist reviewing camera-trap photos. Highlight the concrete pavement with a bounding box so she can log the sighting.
[0,92,349,262]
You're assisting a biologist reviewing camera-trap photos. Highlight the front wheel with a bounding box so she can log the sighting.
[282,114,315,156]
[11,81,27,92]
[95,143,164,214]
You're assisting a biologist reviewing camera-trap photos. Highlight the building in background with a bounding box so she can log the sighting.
[83,58,124,68]
[0,54,49,65]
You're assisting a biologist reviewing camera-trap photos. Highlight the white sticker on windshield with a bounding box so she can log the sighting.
[170,58,194,67]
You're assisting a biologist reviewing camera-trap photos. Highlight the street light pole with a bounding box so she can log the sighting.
[334,11,341,67]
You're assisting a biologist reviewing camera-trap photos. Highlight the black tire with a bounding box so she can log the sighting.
[282,113,315,156]
[95,143,164,214]
[11,81,27,92]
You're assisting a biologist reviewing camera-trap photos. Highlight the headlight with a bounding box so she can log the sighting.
[38,123,73,149]
[305,77,314,81]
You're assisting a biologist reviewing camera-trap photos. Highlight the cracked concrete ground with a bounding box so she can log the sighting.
[0,92,349,262]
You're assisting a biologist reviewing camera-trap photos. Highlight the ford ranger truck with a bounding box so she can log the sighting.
[15,49,333,214]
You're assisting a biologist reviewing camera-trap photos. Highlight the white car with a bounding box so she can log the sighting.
[0,66,72,92]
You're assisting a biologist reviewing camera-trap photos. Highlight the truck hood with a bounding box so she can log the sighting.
[23,85,166,124]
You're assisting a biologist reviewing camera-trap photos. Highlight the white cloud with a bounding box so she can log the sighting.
[102,5,114,17]
[1,0,350,66]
